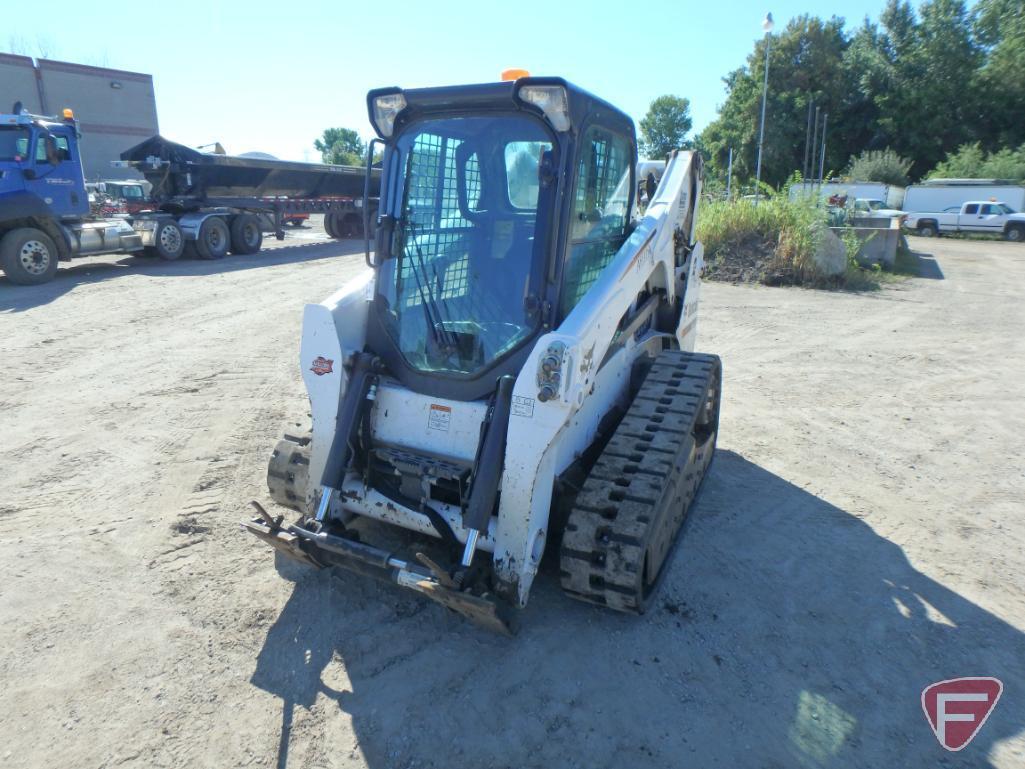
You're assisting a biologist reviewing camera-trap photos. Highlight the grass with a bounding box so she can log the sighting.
[698,191,893,290]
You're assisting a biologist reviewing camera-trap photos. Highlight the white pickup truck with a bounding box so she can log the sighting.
[905,201,1025,241]
[852,198,905,219]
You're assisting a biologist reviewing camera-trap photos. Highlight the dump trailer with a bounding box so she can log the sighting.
[0,105,379,285]
[118,136,380,242]
[245,77,721,634]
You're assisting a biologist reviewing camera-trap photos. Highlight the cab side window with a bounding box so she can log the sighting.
[964,203,979,214]
[35,136,70,164]
[559,126,631,319]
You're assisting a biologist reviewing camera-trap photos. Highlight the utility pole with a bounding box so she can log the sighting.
[803,98,814,181]
[726,147,734,200]
[810,105,820,184]
[753,12,774,205]
[818,112,828,183]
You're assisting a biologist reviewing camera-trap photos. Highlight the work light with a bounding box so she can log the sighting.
[517,85,571,132]
[371,93,407,138]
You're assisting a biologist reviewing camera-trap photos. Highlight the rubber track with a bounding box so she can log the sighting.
[559,350,721,613]
[267,429,312,514]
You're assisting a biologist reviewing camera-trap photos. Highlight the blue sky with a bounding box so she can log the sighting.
[8,0,896,161]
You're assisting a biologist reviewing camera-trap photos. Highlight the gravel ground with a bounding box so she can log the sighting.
[1,226,1023,768]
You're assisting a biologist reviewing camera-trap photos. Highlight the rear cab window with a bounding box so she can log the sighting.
[505,142,550,210]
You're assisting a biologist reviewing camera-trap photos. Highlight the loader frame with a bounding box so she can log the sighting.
[248,79,707,629]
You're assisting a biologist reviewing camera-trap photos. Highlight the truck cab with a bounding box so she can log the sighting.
[1,105,143,284]
[852,198,903,220]
[98,180,150,214]
[1,108,89,220]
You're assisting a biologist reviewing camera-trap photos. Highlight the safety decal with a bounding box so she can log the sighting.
[310,357,334,376]
[428,404,451,432]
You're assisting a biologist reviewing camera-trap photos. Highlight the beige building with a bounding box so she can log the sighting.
[0,53,158,180]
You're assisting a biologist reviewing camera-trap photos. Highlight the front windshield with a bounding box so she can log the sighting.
[378,115,553,377]
[866,200,884,210]
[115,185,145,200]
[0,127,30,161]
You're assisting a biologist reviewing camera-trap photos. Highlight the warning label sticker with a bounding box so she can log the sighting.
[511,396,535,418]
[428,404,451,431]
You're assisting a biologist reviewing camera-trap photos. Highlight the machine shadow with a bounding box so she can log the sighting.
[0,237,365,312]
[251,450,1023,768]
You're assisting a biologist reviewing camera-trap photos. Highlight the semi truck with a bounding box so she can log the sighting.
[0,104,378,285]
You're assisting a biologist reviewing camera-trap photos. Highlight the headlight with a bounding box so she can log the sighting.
[518,85,571,132]
[371,93,407,138]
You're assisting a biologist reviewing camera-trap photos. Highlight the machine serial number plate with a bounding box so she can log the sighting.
[428,404,451,431]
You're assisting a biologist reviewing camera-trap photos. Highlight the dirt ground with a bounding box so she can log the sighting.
[1,224,1023,768]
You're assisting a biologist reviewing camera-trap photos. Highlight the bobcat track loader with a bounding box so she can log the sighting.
[245,77,721,633]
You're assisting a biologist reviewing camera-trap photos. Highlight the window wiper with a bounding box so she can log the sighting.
[404,220,457,353]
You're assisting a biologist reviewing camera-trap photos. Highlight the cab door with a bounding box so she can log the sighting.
[557,124,633,321]
[974,203,1005,233]
[25,130,88,217]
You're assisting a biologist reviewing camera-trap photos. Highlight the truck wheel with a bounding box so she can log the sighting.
[1005,225,1024,243]
[0,228,60,285]
[230,214,263,255]
[195,217,230,259]
[917,222,938,238]
[342,214,362,238]
[324,212,339,239]
[153,220,185,260]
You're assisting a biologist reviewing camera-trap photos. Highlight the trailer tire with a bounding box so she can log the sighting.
[0,227,60,285]
[230,214,263,255]
[324,212,340,239]
[195,217,230,259]
[341,213,362,238]
[917,222,938,238]
[153,220,185,260]
[1004,224,1024,243]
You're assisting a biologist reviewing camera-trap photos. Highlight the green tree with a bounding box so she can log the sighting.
[639,96,692,159]
[314,128,366,166]
[865,0,981,175]
[972,0,1025,148]
[698,2,986,187]
[698,16,850,188]
[846,149,913,185]
[930,142,1025,182]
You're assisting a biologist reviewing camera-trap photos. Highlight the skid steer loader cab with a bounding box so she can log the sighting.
[247,77,721,635]
[367,78,637,400]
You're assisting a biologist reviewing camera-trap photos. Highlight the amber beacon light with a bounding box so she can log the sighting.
[501,68,531,81]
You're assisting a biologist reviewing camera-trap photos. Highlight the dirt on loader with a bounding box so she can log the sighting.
[1,223,1023,768]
